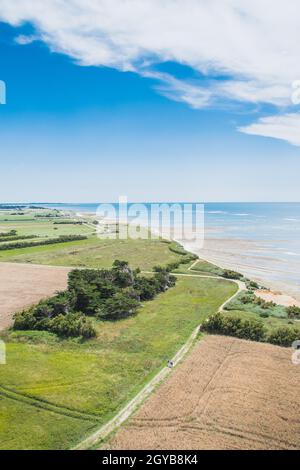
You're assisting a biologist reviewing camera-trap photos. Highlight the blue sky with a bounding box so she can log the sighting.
[0,2,300,202]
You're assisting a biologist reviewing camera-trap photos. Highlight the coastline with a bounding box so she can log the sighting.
[179,236,300,306]
[73,209,300,306]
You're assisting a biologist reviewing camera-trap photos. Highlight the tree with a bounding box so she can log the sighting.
[97,292,140,320]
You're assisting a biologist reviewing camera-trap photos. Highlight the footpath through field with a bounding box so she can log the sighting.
[73,268,245,450]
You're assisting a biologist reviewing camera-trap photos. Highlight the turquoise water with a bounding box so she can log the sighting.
[27,202,300,298]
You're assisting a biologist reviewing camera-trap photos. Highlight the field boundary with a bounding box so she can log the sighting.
[0,385,100,422]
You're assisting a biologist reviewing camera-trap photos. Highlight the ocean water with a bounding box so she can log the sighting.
[29,202,300,299]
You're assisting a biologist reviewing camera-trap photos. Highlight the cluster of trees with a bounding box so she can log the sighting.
[0,234,87,251]
[202,312,266,342]
[286,305,300,319]
[222,269,243,280]
[202,312,300,347]
[13,260,177,339]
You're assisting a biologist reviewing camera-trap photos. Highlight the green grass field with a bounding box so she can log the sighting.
[0,212,186,270]
[223,291,300,335]
[222,308,300,334]
[0,276,236,450]
[0,236,183,270]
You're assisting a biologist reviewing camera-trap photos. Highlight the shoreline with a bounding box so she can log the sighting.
[44,208,300,307]
[177,237,300,307]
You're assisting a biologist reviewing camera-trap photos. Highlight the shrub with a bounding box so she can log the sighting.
[286,305,300,319]
[222,270,243,280]
[133,277,158,301]
[97,292,140,320]
[13,308,41,330]
[202,312,267,342]
[267,327,300,347]
[111,260,135,288]
[50,313,96,338]
[247,280,260,290]
[259,312,270,318]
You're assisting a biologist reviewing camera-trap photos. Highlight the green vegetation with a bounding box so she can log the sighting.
[0,234,87,251]
[0,235,184,271]
[185,259,224,276]
[286,305,300,319]
[203,310,300,346]
[0,229,17,237]
[222,269,243,280]
[14,261,177,338]
[224,291,287,317]
[202,312,267,342]
[0,276,236,449]
[214,290,300,346]
[0,234,39,243]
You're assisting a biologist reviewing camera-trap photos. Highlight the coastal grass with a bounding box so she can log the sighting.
[223,309,300,335]
[0,218,92,238]
[0,276,236,450]
[0,235,183,270]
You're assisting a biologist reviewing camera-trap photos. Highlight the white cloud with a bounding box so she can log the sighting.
[239,113,300,146]
[15,34,38,45]
[1,0,300,142]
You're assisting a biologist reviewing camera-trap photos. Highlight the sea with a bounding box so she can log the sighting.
[26,202,300,300]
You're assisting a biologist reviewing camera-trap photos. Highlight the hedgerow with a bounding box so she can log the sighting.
[0,234,87,251]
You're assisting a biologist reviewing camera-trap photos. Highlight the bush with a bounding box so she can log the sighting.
[50,313,96,338]
[286,305,300,319]
[222,270,243,280]
[202,312,266,342]
[267,327,300,347]
[246,280,260,290]
[259,312,270,318]
[133,277,158,300]
[14,309,96,338]
[97,292,140,320]
[13,308,41,330]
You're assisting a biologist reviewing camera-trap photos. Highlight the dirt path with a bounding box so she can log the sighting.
[73,271,243,450]
[0,262,70,331]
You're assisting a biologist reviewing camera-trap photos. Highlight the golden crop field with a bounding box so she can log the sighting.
[106,335,300,450]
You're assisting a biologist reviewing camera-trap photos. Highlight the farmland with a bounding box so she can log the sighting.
[0,210,183,270]
[0,276,236,449]
[0,263,70,330]
[106,335,300,450]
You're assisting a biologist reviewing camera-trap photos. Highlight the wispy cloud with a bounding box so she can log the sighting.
[239,113,300,147]
[14,34,38,45]
[1,0,300,142]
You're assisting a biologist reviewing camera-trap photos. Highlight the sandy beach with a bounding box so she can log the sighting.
[180,232,300,305]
